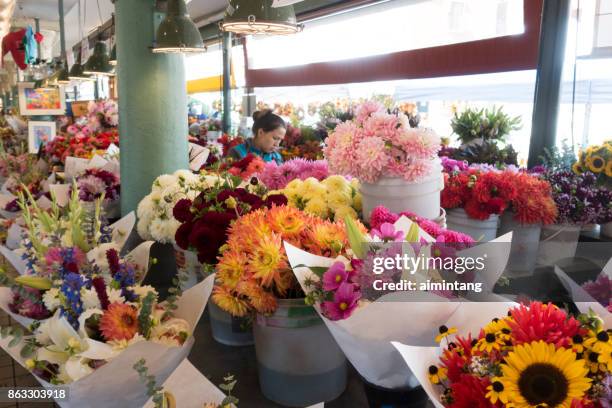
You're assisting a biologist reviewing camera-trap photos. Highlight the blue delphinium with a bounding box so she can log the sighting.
[60,273,85,330]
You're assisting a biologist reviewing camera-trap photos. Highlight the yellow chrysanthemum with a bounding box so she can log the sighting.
[236,281,277,315]
[212,287,249,317]
[248,233,285,287]
[498,341,591,408]
[587,155,606,173]
[333,206,358,222]
[268,206,306,237]
[322,175,350,193]
[308,222,345,254]
[285,179,303,190]
[216,251,246,289]
[352,192,363,212]
[304,197,330,218]
[327,191,352,210]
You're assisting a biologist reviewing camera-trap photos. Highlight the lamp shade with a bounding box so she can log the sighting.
[152,0,205,53]
[221,0,302,35]
[84,41,114,76]
[68,62,94,81]
[109,44,117,66]
[57,63,70,85]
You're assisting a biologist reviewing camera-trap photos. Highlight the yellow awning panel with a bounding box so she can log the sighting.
[187,75,236,94]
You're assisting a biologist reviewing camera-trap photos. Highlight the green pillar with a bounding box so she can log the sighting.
[115,0,189,214]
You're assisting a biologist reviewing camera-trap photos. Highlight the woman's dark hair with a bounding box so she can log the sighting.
[252,109,286,136]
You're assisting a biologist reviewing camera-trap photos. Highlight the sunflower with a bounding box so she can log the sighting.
[100,303,139,341]
[435,325,458,343]
[428,365,447,384]
[585,351,605,373]
[583,330,611,355]
[498,341,591,408]
[572,162,584,175]
[476,332,505,353]
[605,161,612,178]
[586,155,606,173]
[570,334,585,354]
[484,317,512,341]
[486,378,509,404]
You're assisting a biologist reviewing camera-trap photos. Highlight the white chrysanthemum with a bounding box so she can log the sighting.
[130,285,158,300]
[173,169,194,181]
[42,288,60,312]
[150,317,191,347]
[87,242,121,272]
[107,288,125,304]
[154,174,176,190]
[137,195,156,220]
[137,216,153,240]
[149,218,180,243]
[81,287,102,310]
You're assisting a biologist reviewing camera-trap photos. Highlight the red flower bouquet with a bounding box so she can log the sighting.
[218,153,265,181]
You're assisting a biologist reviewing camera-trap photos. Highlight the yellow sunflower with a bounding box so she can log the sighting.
[606,161,612,178]
[428,365,447,384]
[435,325,457,343]
[486,378,509,404]
[476,332,505,353]
[484,318,512,341]
[498,341,591,408]
[586,155,606,173]
[571,162,584,175]
[584,330,611,355]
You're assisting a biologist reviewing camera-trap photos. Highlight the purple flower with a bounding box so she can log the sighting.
[602,374,612,408]
[582,274,611,307]
[322,262,349,291]
[441,156,469,173]
[322,282,360,321]
[371,222,404,242]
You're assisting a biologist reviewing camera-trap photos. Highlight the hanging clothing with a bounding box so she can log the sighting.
[22,26,38,64]
[228,138,283,164]
[1,28,27,70]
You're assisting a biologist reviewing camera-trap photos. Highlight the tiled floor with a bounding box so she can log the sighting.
[0,310,56,408]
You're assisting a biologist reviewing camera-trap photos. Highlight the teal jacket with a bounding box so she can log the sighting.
[228,139,283,164]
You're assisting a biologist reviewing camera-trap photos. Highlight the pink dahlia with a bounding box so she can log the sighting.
[354,100,384,125]
[353,137,389,183]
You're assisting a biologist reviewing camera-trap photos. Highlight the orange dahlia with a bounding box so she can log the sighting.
[216,250,247,289]
[100,303,139,341]
[212,286,250,317]
[248,233,286,287]
[268,206,307,237]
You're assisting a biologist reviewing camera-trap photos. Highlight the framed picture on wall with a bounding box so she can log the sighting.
[18,82,66,116]
[28,121,56,153]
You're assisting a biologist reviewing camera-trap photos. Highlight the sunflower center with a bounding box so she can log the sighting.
[596,331,609,342]
[485,333,496,343]
[492,381,504,392]
[428,365,438,375]
[518,363,569,406]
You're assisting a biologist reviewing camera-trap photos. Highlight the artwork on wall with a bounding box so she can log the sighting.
[28,120,56,153]
[18,82,66,116]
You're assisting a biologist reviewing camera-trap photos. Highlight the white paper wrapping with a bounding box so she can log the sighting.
[188,143,210,172]
[553,266,611,327]
[142,359,227,408]
[0,274,215,408]
[284,218,512,389]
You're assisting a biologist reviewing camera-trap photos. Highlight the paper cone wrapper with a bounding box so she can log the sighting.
[0,274,215,408]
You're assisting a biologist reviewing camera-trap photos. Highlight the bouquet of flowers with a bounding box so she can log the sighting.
[573,140,612,187]
[279,125,325,161]
[87,99,119,131]
[394,301,611,408]
[276,176,362,221]
[257,158,328,190]
[219,154,265,181]
[285,215,512,389]
[212,206,355,317]
[441,168,517,221]
[45,129,119,164]
[173,176,287,264]
[507,172,558,225]
[75,169,120,203]
[324,100,441,183]
[582,274,612,312]
[540,170,606,225]
[137,170,210,244]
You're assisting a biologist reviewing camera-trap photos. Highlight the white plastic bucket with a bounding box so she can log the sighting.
[446,208,499,242]
[360,162,443,222]
[601,222,612,238]
[537,223,581,265]
[498,212,541,277]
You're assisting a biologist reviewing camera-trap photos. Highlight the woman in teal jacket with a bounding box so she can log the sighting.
[229,110,285,164]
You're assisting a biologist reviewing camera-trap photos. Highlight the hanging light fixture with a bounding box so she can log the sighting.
[221,0,303,35]
[56,61,71,85]
[152,0,205,53]
[84,41,114,75]
[109,44,117,66]
[69,0,93,81]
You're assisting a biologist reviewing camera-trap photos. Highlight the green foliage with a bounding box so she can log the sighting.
[452,140,519,166]
[133,358,164,408]
[218,374,239,407]
[138,292,156,339]
[451,106,522,144]
[540,140,577,171]
[163,270,188,319]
